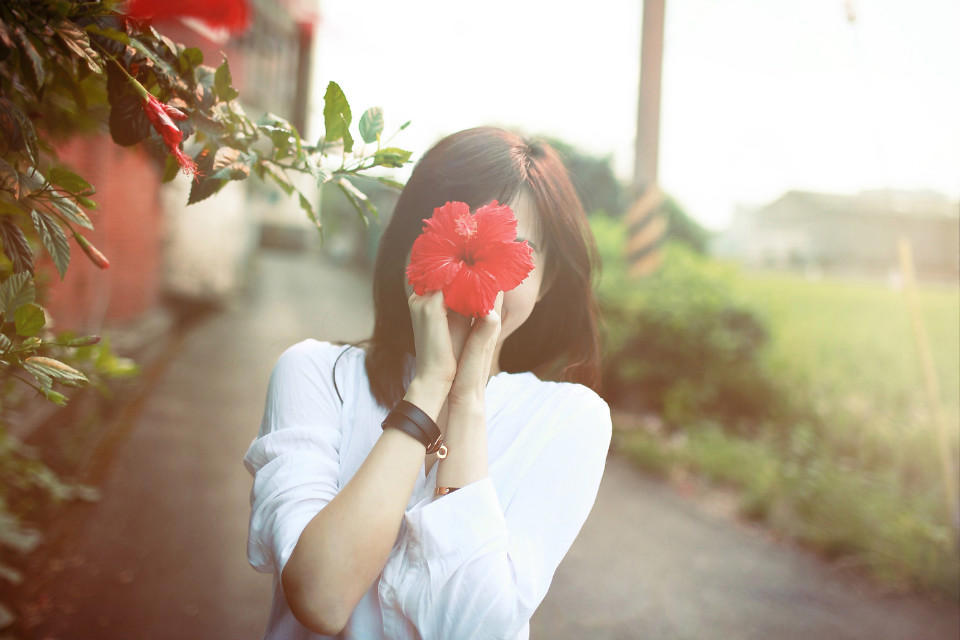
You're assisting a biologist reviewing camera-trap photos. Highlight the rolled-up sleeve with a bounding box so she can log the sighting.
[243,341,345,576]
[380,388,612,639]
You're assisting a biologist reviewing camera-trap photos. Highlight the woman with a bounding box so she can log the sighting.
[244,127,612,639]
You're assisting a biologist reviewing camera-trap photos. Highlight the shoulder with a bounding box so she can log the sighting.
[504,374,612,445]
[518,374,609,421]
[271,340,365,383]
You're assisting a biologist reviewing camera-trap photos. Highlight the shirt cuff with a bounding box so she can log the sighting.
[402,477,509,576]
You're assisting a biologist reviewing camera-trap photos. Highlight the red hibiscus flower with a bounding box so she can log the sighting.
[141,93,198,176]
[125,0,251,33]
[406,201,535,318]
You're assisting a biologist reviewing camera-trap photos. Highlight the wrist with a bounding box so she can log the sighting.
[447,384,485,411]
[404,377,449,421]
[445,395,485,422]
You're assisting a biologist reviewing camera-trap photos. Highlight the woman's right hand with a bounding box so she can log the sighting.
[408,291,456,387]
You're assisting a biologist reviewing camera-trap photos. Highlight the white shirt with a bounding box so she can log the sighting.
[244,339,611,640]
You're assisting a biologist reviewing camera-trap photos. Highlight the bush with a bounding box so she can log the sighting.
[593,216,789,434]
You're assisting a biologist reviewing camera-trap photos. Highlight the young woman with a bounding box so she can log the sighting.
[244,127,612,639]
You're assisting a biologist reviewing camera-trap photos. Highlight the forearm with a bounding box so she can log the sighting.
[281,378,446,634]
[436,399,488,490]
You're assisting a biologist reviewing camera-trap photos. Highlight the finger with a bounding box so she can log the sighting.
[448,311,472,360]
[472,291,503,343]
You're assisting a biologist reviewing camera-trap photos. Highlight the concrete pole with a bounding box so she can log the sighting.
[627,0,667,277]
[633,0,665,195]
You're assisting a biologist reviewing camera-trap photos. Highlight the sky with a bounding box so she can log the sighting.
[309,0,960,230]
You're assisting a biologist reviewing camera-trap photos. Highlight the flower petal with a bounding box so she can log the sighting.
[472,240,535,291]
[443,266,501,318]
[406,231,462,295]
[423,201,473,242]
[473,200,519,244]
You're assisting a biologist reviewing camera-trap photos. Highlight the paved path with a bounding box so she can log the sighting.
[27,250,959,639]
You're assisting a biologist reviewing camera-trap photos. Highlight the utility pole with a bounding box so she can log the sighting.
[626,0,667,277]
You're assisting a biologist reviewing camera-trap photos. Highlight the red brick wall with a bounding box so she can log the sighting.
[40,136,164,331]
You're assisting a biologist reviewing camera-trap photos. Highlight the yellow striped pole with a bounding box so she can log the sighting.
[628,0,667,278]
[625,186,666,277]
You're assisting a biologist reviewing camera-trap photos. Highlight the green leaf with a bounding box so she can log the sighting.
[0,272,35,316]
[209,147,251,180]
[375,176,405,190]
[77,196,98,210]
[48,167,93,195]
[337,177,377,226]
[179,47,203,71]
[373,147,412,169]
[30,210,70,279]
[257,113,302,161]
[323,82,353,153]
[399,120,411,131]
[0,333,12,354]
[42,388,67,405]
[24,356,88,387]
[13,27,45,91]
[358,107,384,144]
[127,38,176,77]
[84,24,131,46]
[261,161,294,196]
[187,175,227,204]
[297,190,323,235]
[55,21,103,74]
[187,148,226,204]
[33,194,93,230]
[0,97,39,163]
[214,59,239,101]
[161,154,179,183]
[14,303,45,337]
[305,156,331,188]
[0,159,18,199]
[0,217,33,274]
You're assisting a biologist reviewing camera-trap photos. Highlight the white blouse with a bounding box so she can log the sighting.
[244,339,611,640]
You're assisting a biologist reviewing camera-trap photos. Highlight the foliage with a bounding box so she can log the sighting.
[593,215,787,432]
[0,0,412,616]
[658,194,710,255]
[600,217,960,595]
[616,424,960,597]
[543,137,626,217]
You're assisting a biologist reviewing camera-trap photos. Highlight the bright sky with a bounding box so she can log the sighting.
[310,0,960,230]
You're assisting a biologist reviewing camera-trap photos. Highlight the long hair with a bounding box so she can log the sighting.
[365,127,601,408]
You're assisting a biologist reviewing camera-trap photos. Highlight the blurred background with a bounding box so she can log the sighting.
[2,0,958,638]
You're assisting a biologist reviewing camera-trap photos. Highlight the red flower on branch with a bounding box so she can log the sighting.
[125,0,251,33]
[406,201,535,318]
[142,93,198,176]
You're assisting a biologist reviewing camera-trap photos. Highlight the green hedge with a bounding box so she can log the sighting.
[593,216,793,434]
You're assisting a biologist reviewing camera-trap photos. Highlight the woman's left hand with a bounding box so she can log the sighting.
[447,292,503,408]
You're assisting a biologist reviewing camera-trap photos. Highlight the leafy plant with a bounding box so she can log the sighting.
[593,215,787,432]
[0,0,412,622]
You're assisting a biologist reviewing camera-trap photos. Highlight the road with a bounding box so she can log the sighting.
[24,249,959,639]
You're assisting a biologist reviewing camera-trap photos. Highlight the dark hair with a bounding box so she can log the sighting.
[365,126,601,408]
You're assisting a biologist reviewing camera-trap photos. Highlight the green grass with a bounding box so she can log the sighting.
[616,424,960,596]
[735,270,959,433]
[614,268,960,597]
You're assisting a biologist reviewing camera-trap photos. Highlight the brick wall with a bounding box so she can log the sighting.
[40,136,164,332]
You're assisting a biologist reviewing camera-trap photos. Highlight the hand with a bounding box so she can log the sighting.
[448,292,503,407]
[407,291,458,388]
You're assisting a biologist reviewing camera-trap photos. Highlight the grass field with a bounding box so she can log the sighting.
[736,270,959,428]
[615,265,960,596]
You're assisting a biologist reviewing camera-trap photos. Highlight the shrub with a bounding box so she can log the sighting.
[593,216,788,434]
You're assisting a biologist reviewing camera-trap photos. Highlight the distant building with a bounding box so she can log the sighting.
[713,190,959,281]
